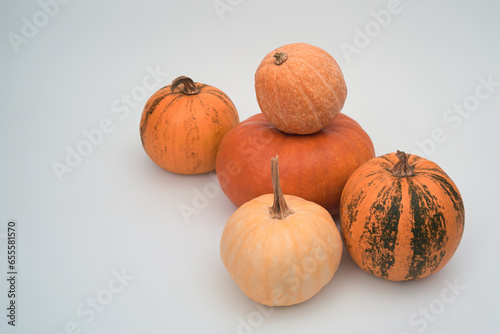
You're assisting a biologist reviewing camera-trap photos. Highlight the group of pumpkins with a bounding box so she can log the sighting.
[139,43,465,306]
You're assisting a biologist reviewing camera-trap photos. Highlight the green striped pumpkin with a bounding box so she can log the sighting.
[340,151,465,281]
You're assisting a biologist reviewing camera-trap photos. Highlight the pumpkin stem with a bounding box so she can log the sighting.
[391,150,414,177]
[273,52,288,65]
[171,76,200,95]
[269,155,293,220]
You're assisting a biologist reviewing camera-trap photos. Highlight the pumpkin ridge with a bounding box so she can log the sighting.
[140,91,177,145]
[424,173,464,216]
[285,61,322,129]
[194,95,223,132]
[293,57,342,113]
[329,129,365,167]
[281,211,335,303]
[143,89,167,111]
[173,98,191,173]
[143,94,183,138]
[230,222,269,294]
[414,167,448,175]
[224,212,266,274]
[343,169,391,237]
[197,84,208,91]
[409,177,450,276]
[424,173,465,235]
[405,180,448,280]
[203,90,237,117]
[359,179,402,278]
[272,65,287,131]
[186,98,204,172]
[341,167,381,235]
[377,154,394,165]
[322,117,373,155]
[203,88,233,102]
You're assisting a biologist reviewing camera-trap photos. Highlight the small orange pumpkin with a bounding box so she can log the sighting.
[220,156,343,306]
[255,43,347,134]
[340,151,465,281]
[140,76,239,174]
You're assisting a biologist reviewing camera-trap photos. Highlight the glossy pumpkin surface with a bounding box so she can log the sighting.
[140,76,239,174]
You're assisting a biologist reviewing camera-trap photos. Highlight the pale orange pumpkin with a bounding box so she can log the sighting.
[255,43,347,134]
[140,76,239,174]
[220,156,343,306]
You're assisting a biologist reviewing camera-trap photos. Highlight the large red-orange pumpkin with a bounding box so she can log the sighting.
[255,43,347,135]
[215,113,375,215]
[140,76,239,174]
[340,151,465,281]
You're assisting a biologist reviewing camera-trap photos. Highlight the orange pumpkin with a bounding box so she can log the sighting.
[140,76,239,174]
[255,43,347,135]
[220,156,343,306]
[215,113,375,215]
[340,151,465,281]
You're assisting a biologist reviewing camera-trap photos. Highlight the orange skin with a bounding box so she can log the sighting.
[215,113,375,215]
[255,43,347,135]
[221,185,342,306]
[140,79,239,174]
[340,152,465,281]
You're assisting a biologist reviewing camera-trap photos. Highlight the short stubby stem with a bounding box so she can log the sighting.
[170,76,200,95]
[391,150,414,177]
[273,52,288,65]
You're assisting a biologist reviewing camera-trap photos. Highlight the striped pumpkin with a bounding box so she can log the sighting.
[340,151,465,281]
[140,76,239,174]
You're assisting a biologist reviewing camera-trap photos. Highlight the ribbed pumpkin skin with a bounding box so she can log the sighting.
[140,82,239,174]
[215,113,375,214]
[255,43,347,135]
[340,153,465,281]
[220,194,343,306]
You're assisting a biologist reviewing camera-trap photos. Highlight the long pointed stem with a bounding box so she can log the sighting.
[269,155,293,220]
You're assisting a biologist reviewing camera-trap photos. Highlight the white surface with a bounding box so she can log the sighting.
[1,0,499,333]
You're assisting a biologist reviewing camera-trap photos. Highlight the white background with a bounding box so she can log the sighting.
[1,0,499,333]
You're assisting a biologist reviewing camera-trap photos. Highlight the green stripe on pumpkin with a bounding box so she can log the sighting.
[360,178,402,278]
[406,180,448,280]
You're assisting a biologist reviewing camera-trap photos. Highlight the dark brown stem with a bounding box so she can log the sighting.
[170,76,200,95]
[269,155,293,220]
[391,150,414,177]
[273,52,288,65]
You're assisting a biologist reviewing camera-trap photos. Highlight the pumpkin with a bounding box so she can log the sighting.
[140,76,239,174]
[215,113,375,215]
[254,43,347,135]
[340,151,465,281]
[220,156,343,306]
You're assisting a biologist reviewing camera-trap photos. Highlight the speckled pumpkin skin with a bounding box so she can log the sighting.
[140,82,239,174]
[255,43,347,135]
[340,153,465,281]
